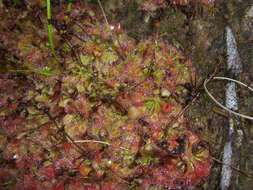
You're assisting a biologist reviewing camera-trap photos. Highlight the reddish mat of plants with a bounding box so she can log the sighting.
[0,1,211,190]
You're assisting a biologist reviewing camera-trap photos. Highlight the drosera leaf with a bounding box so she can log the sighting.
[41,164,55,179]
[161,103,173,113]
[40,66,53,77]
[51,182,65,190]
[145,98,161,114]
[101,50,118,64]
[153,69,165,83]
[80,55,94,65]
[63,114,87,139]
[79,162,92,176]
[136,155,156,166]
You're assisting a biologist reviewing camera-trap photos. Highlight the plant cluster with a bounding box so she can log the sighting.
[0,1,211,189]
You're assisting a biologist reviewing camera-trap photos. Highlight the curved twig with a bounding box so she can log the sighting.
[204,76,253,120]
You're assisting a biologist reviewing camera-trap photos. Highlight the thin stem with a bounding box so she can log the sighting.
[212,156,252,178]
[67,0,73,13]
[97,0,126,60]
[97,0,109,26]
[33,102,87,156]
[47,0,56,56]
[75,139,129,151]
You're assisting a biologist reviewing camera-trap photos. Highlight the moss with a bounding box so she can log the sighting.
[159,8,187,44]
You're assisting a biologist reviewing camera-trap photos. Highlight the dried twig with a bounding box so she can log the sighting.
[74,139,129,151]
[204,76,253,120]
[97,0,109,26]
[33,104,88,156]
[62,36,83,66]
[97,0,126,60]
[212,156,252,178]
[166,64,220,127]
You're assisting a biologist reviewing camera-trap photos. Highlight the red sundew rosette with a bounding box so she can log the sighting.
[182,130,211,185]
[142,126,211,189]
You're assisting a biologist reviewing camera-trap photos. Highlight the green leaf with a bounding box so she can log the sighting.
[40,66,53,76]
[145,98,161,114]
[80,55,94,65]
[101,51,118,64]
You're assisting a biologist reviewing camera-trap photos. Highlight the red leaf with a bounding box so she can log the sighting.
[83,185,98,190]
[24,174,38,190]
[63,142,72,152]
[51,80,62,102]
[52,182,65,190]
[167,57,173,65]
[194,161,211,179]
[8,103,17,110]
[42,165,55,178]
[161,103,173,113]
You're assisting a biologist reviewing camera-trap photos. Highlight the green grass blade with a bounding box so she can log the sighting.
[46,0,56,56]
